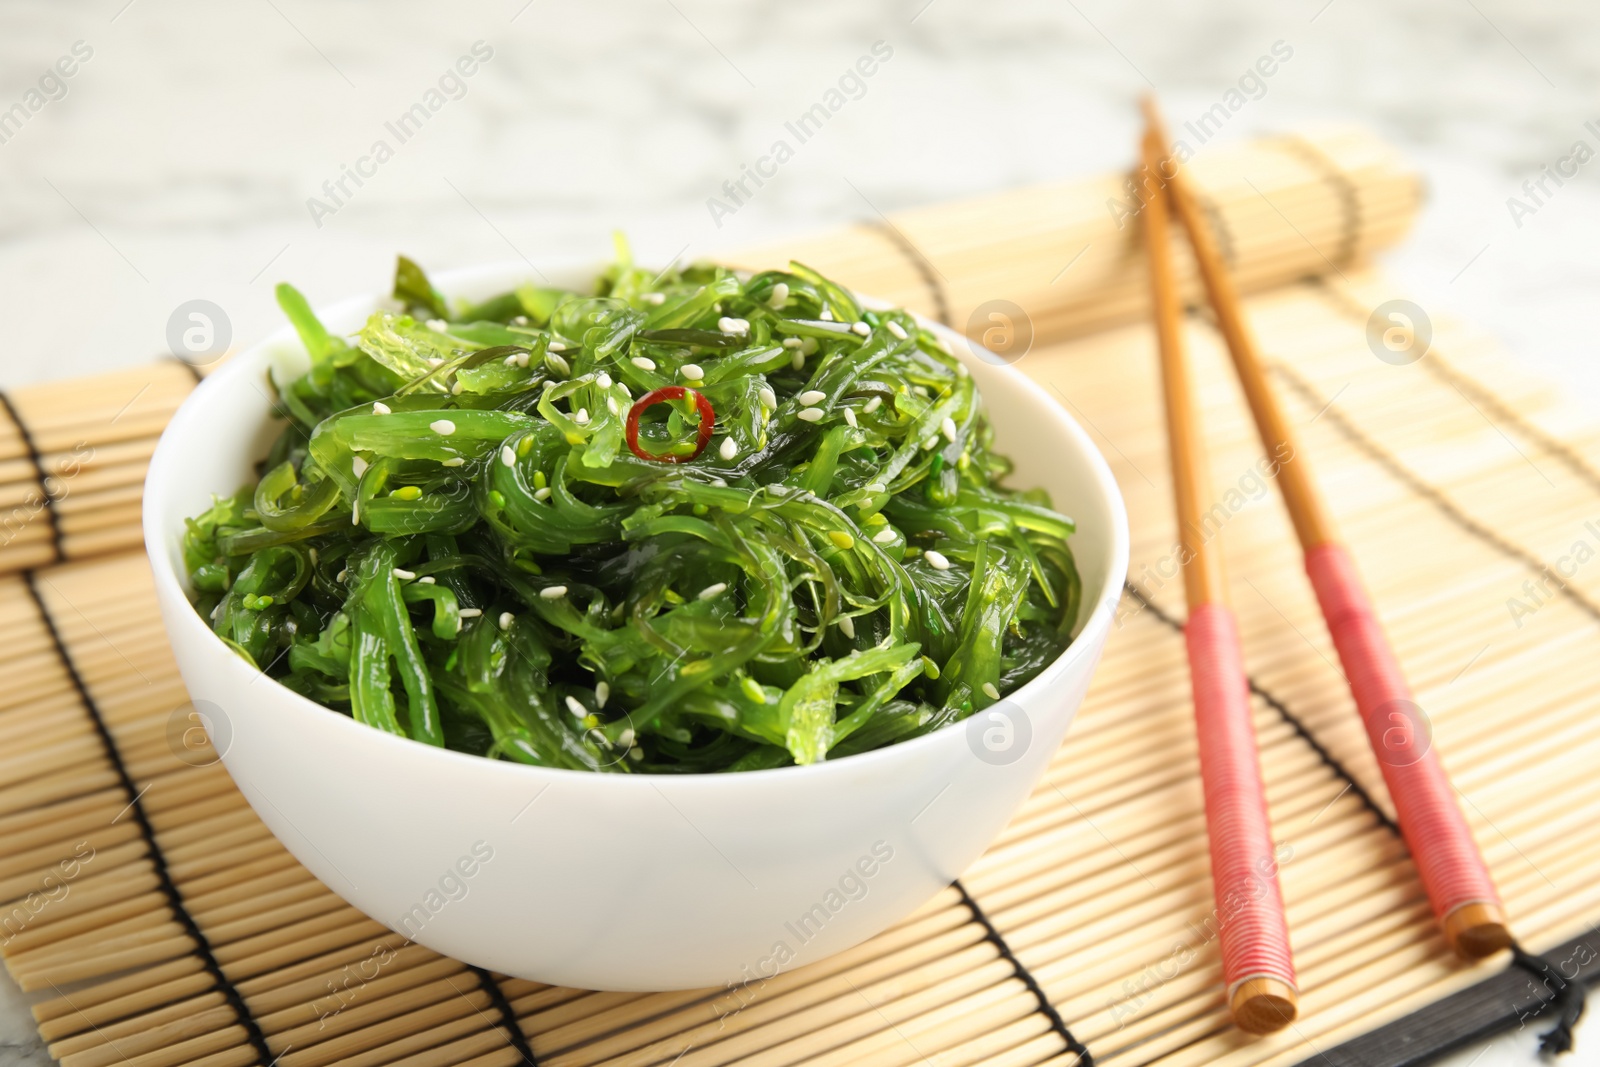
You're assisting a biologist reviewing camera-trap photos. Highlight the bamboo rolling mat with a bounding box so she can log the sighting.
[4,130,1597,1067]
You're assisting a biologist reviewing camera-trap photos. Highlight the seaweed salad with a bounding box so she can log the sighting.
[183,244,1081,772]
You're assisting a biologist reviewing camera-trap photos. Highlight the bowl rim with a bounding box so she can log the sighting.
[143,258,1130,788]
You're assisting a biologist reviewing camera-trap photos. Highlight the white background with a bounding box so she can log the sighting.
[2,1,1598,1064]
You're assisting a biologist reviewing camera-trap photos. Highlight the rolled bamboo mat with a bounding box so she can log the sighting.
[0,125,1419,583]
[726,126,1421,341]
[4,262,1600,1067]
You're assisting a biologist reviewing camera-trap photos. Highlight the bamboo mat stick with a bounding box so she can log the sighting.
[1138,125,1296,1034]
[1144,97,1511,962]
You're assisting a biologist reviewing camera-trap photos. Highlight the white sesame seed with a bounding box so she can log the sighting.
[844,408,858,428]
[352,456,369,477]
[851,321,871,337]
[719,437,738,461]
[718,316,749,336]
[336,568,348,582]
[425,319,448,333]
[534,486,552,501]
[768,282,789,308]
[837,615,856,638]
[392,568,416,580]
[628,747,644,762]
[982,682,1001,701]
[681,363,704,380]
[866,482,888,493]
[430,419,456,435]
[498,611,515,630]
[924,550,952,570]
[913,385,930,398]
[451,381,464,395]
[516,351,530,368]
[886,321,909,341]
[501,445,516,467]
[574,408,590,424]
[819,308,833,321]
[546,353,571,376]
[504,353,519,366]
[372,402,391,415]
[781,337,803,349]
[459,608,483,619]
[564,695,587,718]
[617,727,635,747]
[797,407,825,422]
[418,576,436,584]
[512,316,529,325]
[798,390,827,405]
[872,528,897,544]
[597,372,612,388]
[427,357,444,367]
[442,457,465,467]
[595,681,610,708]
[607,397,620,415]
[540,585,568,599]
[863,396,882,414]
[549,341,568,352]
[942,416,958,442]
[955,361,969,378]
[699,582,727,600]
[643,292,666,305]
[801,337,818,354]
[922,437,938,450]
[937,338,954,356]
[632,356,657,371]
[791,350,805,371]
[758,386,777,409]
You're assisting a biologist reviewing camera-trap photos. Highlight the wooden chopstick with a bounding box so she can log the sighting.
[1141,96,1511,960]
[1138,123,1299,1035]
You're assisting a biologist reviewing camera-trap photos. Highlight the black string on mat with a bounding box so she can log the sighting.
[1510,943,1588,1056]
[1271,361,1600,626]
[0,391,64,563]
[952,880,1095,1065]
[867,218,953,327]
[1265,136,1363,268]
[467,965,541,1066]
[1312,277,1600,502]
[23,572,274,1067]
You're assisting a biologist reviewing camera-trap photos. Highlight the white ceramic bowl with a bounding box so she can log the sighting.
[144,262,1128,992]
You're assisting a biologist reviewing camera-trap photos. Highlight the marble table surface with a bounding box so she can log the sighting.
[3,1,1599,1064]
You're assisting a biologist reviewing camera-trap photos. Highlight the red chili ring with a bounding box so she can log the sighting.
[625,386,716,463]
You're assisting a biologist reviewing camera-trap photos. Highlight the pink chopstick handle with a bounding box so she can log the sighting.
[1185,603,1297,994]
[1304,543,1502,921]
